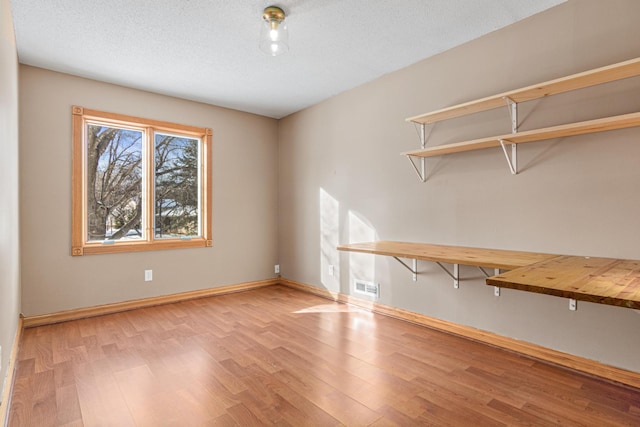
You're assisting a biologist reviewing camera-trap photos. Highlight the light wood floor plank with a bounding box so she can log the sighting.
[9,285,640,426]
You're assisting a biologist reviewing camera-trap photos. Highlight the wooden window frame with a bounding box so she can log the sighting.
[71,106,212,256]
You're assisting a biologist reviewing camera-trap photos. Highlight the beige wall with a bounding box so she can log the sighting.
[19,66,279,316]
[0,0,20,403]
[278,0,640,371]
[12,0,640,375]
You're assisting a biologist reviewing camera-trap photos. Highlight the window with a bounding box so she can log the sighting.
[72,106,212,255]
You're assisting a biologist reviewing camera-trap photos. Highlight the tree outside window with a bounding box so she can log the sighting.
[72,106,212,256]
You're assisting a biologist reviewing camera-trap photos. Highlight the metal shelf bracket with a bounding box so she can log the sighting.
[499,97,519,175]
[504,96,518,133]
[499,139,518,175]
[408,123,432,182]
[437,262,460,288]
[407,156,426,183]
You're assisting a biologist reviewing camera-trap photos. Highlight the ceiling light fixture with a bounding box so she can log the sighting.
[260,5,289,56]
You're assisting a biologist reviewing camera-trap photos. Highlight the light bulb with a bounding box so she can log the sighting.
[260,6,289,56]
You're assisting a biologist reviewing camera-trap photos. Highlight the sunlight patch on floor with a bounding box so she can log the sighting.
[293,303,361,314]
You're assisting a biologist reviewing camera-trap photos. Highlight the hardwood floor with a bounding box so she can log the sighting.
[8,285,640,426]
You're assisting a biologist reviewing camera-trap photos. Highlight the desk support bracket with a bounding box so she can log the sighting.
[437,262,460,288]
[393,257,418,281]
[479,267,502,296]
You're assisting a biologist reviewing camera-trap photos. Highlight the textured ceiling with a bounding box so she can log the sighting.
[11,0,564,118]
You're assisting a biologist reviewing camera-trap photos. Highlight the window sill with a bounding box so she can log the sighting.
[72,238,213,256]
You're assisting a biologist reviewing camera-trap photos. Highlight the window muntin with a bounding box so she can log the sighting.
[72,106,212,255]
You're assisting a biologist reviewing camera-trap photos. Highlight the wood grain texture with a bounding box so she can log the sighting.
[406,57,640,124]
[8,286,640,426]
[70,107,84,257]
[0,317,23,427]
[337,240,556,270]
[402,112,640,158]
[282,278,640,390]
[487,255,640,309]
[77,106,209,135]
[22,278,279,328]
[202,130,213,248]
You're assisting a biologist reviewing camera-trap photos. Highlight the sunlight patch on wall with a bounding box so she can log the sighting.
[348,211,377,298]
[320,188,340,292]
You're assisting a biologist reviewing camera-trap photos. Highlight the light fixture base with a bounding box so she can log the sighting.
[263,6,285,23]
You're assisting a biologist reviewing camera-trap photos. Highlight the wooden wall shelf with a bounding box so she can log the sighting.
[402,112,640,158]
[338,241,640,310]
[406,57,640,125]
[403,57,640,180]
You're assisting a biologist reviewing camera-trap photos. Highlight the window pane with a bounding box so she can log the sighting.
[86,124,143,242]
[154,133,200,239]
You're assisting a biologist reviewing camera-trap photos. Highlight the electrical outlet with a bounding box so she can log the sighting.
[494,286,500,297]
[145,270,153,282]
[569,298,577,311]
[274,264,280,274]
[328,265,334,276]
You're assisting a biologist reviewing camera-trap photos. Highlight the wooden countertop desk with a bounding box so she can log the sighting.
[338,241,640,309]
[337,241,555,270]
[487,255,640,309]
